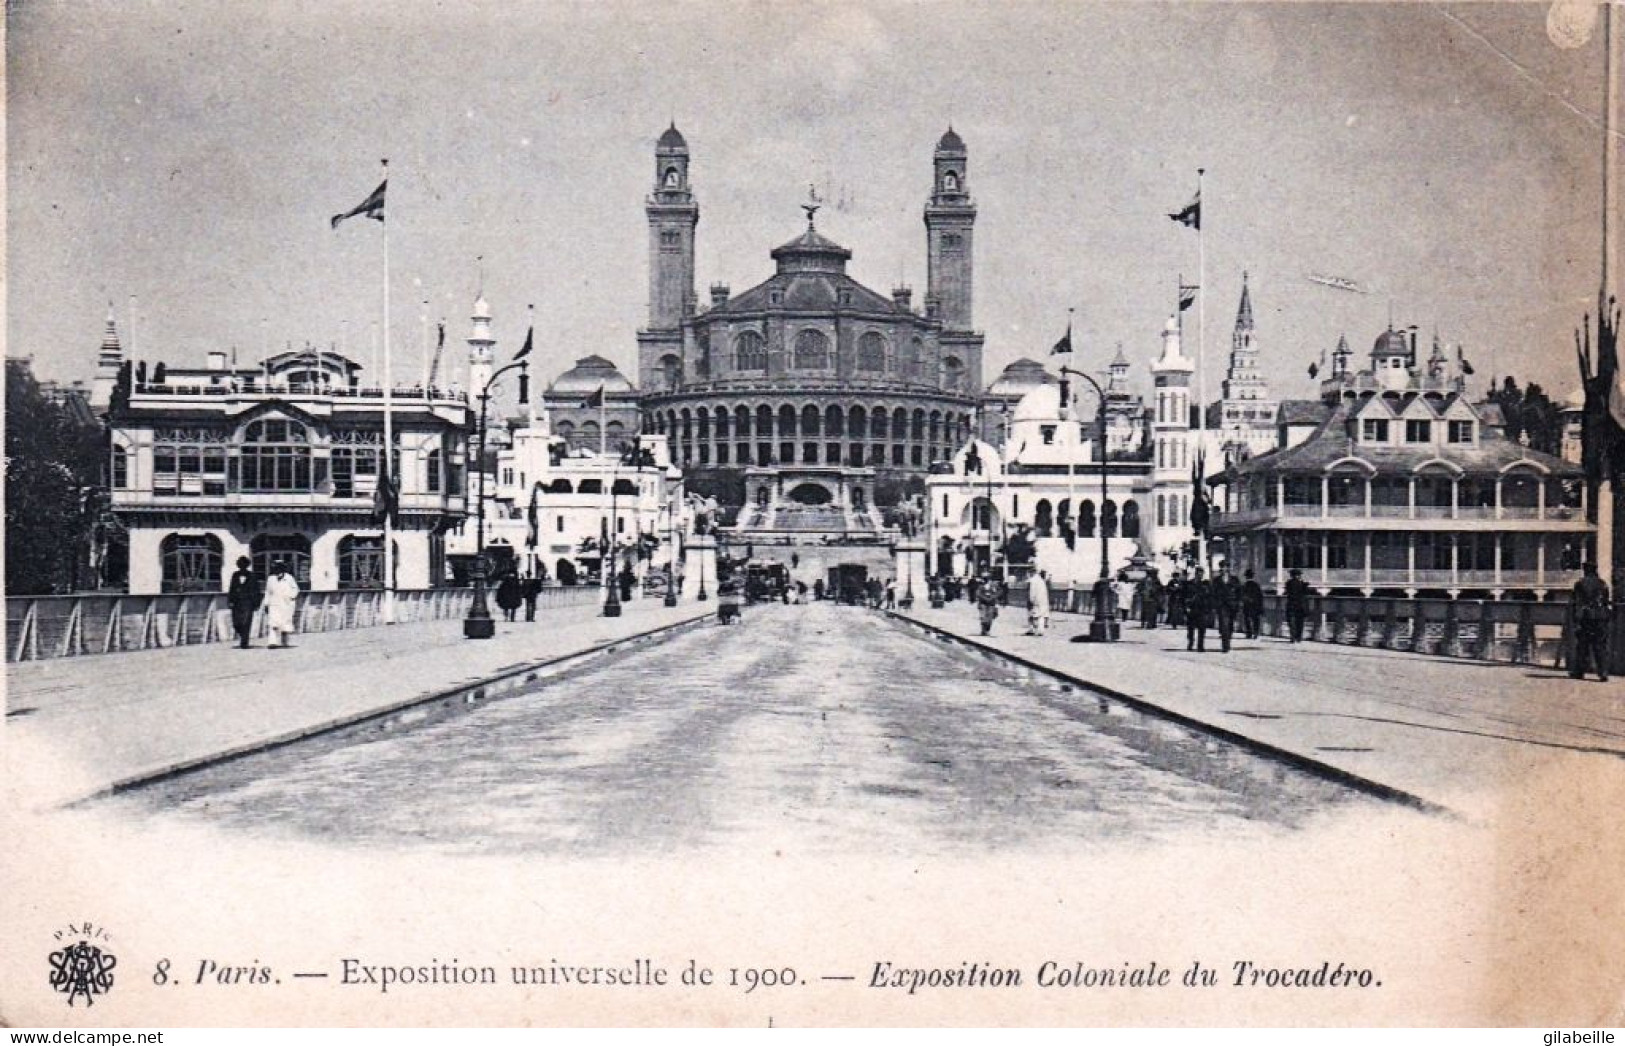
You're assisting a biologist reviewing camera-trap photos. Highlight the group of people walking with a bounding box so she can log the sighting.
[226,556,300,650]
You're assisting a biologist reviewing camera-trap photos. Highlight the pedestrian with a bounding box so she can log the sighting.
[1167,571,1187,629]
[1214,563,1241,653]
[227,556,261,649]
[495,570,522,622]
[1139,571,1163,629]
[797,580,808,604]
[967,575,982,605]
[885,580,897,609]
[1568,562,1613,683]
[1026,569,1051,637]
[619,565,635,603]
[1241,569,1264,639]
[260,560,300,649]
[718,577,743,624]
[1113,572,1135,624]
[976,577,1001,636]
[1285,568,1312,643]
[1185,567,1211,652]
[522,572,541,622]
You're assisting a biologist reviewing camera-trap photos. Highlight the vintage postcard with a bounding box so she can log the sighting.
[3,0,1623,1029]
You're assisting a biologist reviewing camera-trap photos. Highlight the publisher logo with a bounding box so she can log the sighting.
[48,923,117,1007]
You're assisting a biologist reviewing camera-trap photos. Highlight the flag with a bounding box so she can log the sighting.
[1168,189,1201,230]
[331,179,386,229]
[1309,344,1325,379]
[1178,284,1199,312]
[1050,323,1073,355]
[582,384,605,409]
[526,484,540,549]
[372,458,399,525]
[514,326,533,362]
[1456,345,1475,376]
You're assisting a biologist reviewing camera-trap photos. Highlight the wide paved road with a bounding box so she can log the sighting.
[127,603,1377,856]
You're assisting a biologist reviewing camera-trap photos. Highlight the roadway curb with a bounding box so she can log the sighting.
[886,610,1452,818]
[69,609,714,807]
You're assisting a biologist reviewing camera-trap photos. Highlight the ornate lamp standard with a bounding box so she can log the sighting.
[463,356,529,639]
[603,466,622,617]
[662,492,679,607]
[1059,365,1118,642]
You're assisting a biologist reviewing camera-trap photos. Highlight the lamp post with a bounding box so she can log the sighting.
[663,491,679,607]
[463,357,529,639]
[1059,365,1118,642]
[603,466,622,617]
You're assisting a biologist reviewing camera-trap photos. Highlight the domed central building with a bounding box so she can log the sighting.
[637,126,983,538]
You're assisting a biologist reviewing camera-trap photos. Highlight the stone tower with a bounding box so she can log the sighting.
[638,124,698,391]
[1218,272,1277,457]
[924,127,975,330]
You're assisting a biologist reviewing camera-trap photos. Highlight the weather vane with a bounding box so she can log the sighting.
[802,183,821,227]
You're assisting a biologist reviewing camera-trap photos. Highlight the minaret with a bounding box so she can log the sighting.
[924,127,975,329]
[468,293,494,396]
[90,306,123,412]
[1152,315,1196,545]
[639,123,699,391]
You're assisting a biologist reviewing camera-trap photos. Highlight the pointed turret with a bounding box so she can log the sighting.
[468,293,494,395]
[90,305,124,412]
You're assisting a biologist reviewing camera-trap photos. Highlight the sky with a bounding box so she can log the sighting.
[7,1,1618,410]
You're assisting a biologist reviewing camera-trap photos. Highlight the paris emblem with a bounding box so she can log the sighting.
[48,923,117,1007]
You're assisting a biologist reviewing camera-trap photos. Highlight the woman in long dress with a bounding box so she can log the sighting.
[261,560,300,649]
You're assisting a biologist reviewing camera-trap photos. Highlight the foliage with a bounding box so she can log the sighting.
[5,360,107,594]
[1487,376,1562,455]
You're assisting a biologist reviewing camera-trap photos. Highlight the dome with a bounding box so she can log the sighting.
[657,124,688,151]
[769,225,852,272]
[936,127,965,153]
[547,354,636,395]
[1371,328,1409,358]
[1012,382,1063,423]
[986,357,1056,396]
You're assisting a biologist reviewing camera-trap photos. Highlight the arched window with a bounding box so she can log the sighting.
[578,479,603,494]
[160,534,223,593]
[802,404,821,437]
[734,405,751,437]
[911,409,925,440]
[580,421,601,449]
[659,354,682,391]
[1035,500,1054,538]
[249,534,312,587]
[735,330,767,371]
[696,407,711,440]
[851,406,867,439]
[892,408,909,439]
[857,332,886,372]
[1122,501,1141,539]
[826,404,844,436]
[794,329,830,369]
[1102,499,1118,538]
[663,167,680,188]
[779,404,798,437]
[338,535,387,590]
[239,418,313,493]
[1078,500,1096,538]
[1156,495,1166,528]
[910,338,926,381]
[756,404,774,438]
[547,478,573,493]
[943,356,965,392]
[944,171,959,192]
[612,478,638,496]
[714,411,729,439]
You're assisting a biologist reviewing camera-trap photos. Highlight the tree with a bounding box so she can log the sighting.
[5,360,107,594]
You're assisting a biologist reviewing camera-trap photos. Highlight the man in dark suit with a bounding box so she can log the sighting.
[1285,568,1312,643]
[1241,569,1265,639]
[226,556,261,649]
[1185,567,1211,652]
[1569,563,1613,683]
[1214,564,1242,653]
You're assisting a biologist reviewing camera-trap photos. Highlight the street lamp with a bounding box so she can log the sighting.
[1059,365,1118,642]
[603,466,622,617]
[663,490,679,607]
[463,357,529,639]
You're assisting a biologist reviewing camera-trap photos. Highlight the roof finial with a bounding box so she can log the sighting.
[802,183,821,227]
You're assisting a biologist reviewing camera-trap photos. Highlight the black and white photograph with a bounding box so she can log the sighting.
[3,0,1624,1029]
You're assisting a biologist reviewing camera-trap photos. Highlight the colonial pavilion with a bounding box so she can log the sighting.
[1209,327,1591,600]
[94,315,471,595]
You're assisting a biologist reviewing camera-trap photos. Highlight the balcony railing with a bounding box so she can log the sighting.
[1218,502,1584,525]
[133,381,470,404]
[6,584,601,663]
[1294,566,1580,591]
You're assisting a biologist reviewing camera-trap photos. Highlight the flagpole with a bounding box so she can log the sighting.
[600,391,608,458]
[1195,167,1208,567]
[1064,307,1078,586]
[420,300,431,392]
[382,158,395,624]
